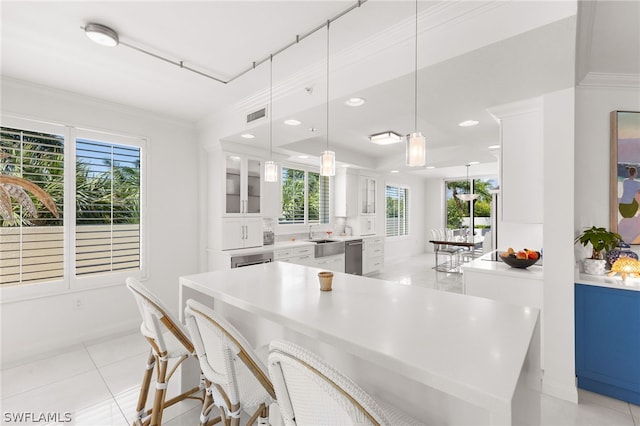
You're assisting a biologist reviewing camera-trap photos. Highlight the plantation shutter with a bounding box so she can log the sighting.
[0,126,65,286]
[386,185,409,237]
[75,138,141,276]
[280,167,305,224]
[280,167,330,225]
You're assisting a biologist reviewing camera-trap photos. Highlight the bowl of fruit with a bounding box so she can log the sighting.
[499,248,541,269]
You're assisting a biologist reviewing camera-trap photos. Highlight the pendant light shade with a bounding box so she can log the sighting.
[456,164,478,201]
[320,150,335,177]
[406,132,426,167]
[320,21,336,177]
[406,0,426,167]
[264,55,278,183]
[264,160,278,182]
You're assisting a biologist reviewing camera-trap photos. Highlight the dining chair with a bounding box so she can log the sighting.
[184,299,276,426]
[268,340,423,426]
[430,228,462,272]
[126,277,206,426]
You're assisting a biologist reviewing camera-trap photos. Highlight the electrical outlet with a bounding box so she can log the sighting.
[73,298,82,310]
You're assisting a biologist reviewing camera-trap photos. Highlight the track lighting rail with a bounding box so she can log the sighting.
[84,0,367,84]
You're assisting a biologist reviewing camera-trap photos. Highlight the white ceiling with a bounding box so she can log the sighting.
[2,1,638,178]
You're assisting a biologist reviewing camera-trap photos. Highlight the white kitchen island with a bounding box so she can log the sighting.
[180,262,541,425]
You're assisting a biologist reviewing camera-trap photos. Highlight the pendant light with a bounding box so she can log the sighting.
[264,55,278,183]
[456,164,478,201]
[406,0,426,167]
[320,20,335,177]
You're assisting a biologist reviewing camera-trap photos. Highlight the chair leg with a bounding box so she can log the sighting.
[132,350,156,426]
[150,354,169,426]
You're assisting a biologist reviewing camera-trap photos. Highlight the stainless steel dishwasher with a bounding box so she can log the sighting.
[344,239,363,275]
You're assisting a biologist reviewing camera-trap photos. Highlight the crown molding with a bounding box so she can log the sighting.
[578,72,640,89]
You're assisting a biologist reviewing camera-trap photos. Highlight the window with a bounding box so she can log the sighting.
[1,127,65,285]
[1,118,145,290]
[386,185,408,237]
[75,138,141,276]
[279,166,329,225]
[445,177,497,235]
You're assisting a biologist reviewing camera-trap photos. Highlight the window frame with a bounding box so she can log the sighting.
[385,183,409,239]
[0,115,148,302]
[277,162,331,232]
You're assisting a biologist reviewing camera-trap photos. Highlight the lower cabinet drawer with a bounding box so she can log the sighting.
[364,256,384,274]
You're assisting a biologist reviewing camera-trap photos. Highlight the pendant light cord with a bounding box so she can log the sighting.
[269,54,273,161]
[326,20,330,152]
[414,0,418,133]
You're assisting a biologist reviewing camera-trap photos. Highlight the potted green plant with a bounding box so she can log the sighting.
[574,226,623,275]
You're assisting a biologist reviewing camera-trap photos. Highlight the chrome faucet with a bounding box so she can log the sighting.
[308,225,313,239]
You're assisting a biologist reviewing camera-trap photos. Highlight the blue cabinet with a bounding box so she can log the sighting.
[575,284,640,404]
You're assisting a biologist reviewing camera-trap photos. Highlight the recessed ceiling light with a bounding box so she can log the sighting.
[284,119,301,126]
[297,155,309,159]
[426,166,435,169]
[229,156,241,161]
[390,170,399,174]
[345,97,365,107]
[468,161,480,165]
[341,164,350,168]
[459,120,479,127]
[369,131,403,145]
[488,144,500,149]
[240,133,255,139]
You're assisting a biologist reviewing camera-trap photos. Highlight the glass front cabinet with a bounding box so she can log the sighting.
[360,176,376,215]
[224,154,262,216]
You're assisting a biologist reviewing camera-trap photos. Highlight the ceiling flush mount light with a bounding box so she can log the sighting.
[369,131,403,145]
[459,120,479,127]
[264,55,278,183]
[284,119,301,126]
[456,164,479,202]
[241,133,255,139]
[84,23,119,47]
[320,21,335,177]
[407,0,426,167]
[345,97,366,107]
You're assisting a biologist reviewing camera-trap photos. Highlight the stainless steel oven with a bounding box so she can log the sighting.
[230,252,273,268]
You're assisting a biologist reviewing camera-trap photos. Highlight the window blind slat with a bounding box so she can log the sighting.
[386,185,409,237]
[1,127,65,286]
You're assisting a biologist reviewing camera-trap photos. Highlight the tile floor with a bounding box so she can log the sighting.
[1,253,638,425]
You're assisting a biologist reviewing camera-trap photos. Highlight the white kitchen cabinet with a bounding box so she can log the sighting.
[224,153,262,216]
[360,176,377,215]
[334,168,358,218]
[362,236,384,275]
[221,217,263,250]
[315,254,345,273]
[274,245,315,266]
[488,98,543,224]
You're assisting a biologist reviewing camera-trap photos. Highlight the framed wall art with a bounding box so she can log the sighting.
[610,110,640,244]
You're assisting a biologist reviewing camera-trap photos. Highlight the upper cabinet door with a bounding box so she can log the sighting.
[224,154,262,216]
[246,158,261,214]
[360,176,376,215]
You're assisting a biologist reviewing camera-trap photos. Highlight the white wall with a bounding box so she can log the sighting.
[0,78,200,366]
[383,173,426,259]
[575,86,640,233]
[542,87,577,402]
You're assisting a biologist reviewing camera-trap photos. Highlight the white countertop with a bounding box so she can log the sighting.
[180,262,540,418]
[215,234,380,257]
[462,251,543,279]
[575,269,640,292]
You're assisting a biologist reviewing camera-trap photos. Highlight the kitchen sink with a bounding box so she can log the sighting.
[307,239,345,257]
